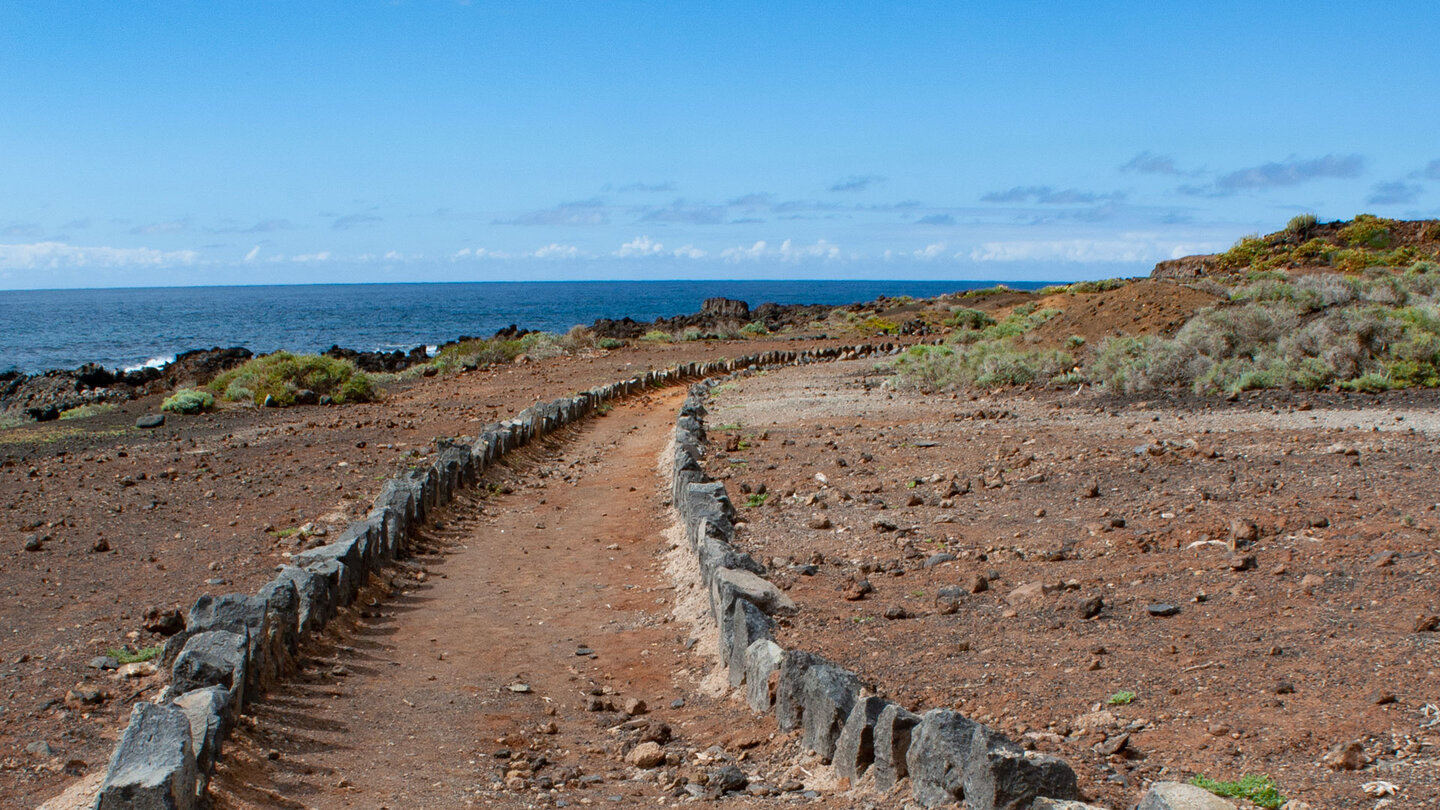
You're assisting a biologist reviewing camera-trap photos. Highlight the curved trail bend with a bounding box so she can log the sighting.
[211,390,777,809]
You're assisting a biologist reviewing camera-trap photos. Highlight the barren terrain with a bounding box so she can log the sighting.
[703,359,1440,808]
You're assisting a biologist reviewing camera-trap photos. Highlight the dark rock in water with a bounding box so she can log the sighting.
[136,414,166,429]
[323,344,427,373]
[164,347,252,388]
[493,323,531,339]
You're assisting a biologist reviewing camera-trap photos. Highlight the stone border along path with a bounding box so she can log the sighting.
[669,377,1096,810]
[671,372,1249,810]
[84,343,897,810]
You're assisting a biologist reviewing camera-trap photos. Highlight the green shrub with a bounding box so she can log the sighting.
[1068,278,1129,294]
[161,388,215,415]
[208,352,375,406]
[1106,690,1136,706]
[597,337,625,350]
[680,327,705,341]
[892,341,1073,391]
[739,321,769,337]
[962,285,1011,298]
[59,403,118,420]
[1064,335,1086,350]
[1036,285,1069,296]
[859,316,899,335]
[108,645,163,664]
[1189,774,1285,809]
[1338,213,1395,249]
[945,307,996,330]
[1285,212,1318,237]
[640,330,672,343]
[1215,234,1268,270]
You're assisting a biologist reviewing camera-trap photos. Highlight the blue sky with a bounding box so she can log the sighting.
[2,1,1438,289]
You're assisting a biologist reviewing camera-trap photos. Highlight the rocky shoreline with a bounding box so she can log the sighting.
[0,296,854,424]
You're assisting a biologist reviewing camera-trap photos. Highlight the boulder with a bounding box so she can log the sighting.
[963,724,1078,810]
[712,567,797,616]
[725,597,774,687]
[172,685,231,775]
[170,630,248,712]
[907,709,979,806]
[186,593,274,694]
[744,639,784,713]
[774,650,861,762]
[873,703,921,792]
[96,702,198,810]
[834,695,889,782]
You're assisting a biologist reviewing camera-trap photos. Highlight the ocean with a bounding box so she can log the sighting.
[0,279,1055,374]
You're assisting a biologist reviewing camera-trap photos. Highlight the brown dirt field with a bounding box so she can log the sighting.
[703,360,1440,808]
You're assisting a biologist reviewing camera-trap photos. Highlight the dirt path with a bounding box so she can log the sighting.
[209,389,778,809]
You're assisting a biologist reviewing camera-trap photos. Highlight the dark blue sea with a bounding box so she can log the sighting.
[0,280,1056,374]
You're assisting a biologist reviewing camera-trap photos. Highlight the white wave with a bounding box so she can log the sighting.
[123,355,174,373]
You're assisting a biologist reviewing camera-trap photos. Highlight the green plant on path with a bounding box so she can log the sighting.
[1189,773,1286,809]
[1106,690,1136,706]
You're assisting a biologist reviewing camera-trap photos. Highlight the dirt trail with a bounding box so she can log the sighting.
[209,389,772,809]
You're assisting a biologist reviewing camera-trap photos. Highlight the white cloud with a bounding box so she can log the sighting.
[614,236,708,259]
[720,239,846,262]
[0,241,200,270]
[777,239,842,262]
[969,236,1226,263]
[291,251,333,262]
[911,242,949,260]
[532,243,581,259]
[243,245,261,262]
[721,240,768,262]
[615,235,666,257]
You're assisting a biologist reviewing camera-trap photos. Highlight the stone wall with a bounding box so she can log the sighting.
[89,344,896,809]
[668,379,1087,810]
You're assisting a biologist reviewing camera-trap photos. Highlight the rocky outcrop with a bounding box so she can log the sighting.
[591,297,837,340]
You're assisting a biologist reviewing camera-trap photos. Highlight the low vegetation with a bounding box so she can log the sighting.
[1189,773,1286,809]
[161,388,215,415]
[892,217,1440,397]
[1106,690,1137,706]
[431,327,594,372]
[208,352,376,406]
[59,403,118,420]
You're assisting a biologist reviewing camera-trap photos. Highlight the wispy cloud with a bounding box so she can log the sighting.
[637,200,727,225]
[217,218,297,234]
[610,181,677,193]
[1367,181,1423,206]
[915,214,956,226]
[1118,151,1180,175]
[828,175,885,193]
[61,218,91,230]
[0,241,200,269]
[981,186,1123,205]
[1213,153,1365,191]
[884,242,951,261]
[291,250,333,262]
[2,223,44,238]
[332,212,382,230]
[970,235,1224,263]
[726,192,776,208]
[129,220,188,236]
[532,243,581,259]
[1412,159,1440,182]
[243,245,261,262]
[499,199,609,227]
